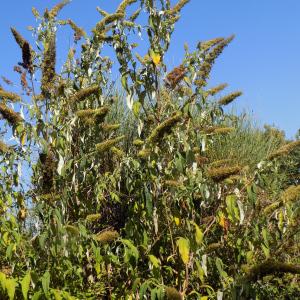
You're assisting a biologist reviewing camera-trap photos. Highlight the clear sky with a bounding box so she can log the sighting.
[1,0,299,138]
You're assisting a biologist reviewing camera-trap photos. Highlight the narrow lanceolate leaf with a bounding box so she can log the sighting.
[5,278,17,300]
[176,237,190,265]
[41,271,50,296]
[193,223,204,245]
[21,271,31,300]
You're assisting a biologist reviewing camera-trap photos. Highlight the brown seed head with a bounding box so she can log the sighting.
[94,230,119,244]
[207,165,241,181]
[0,103,23,126]
[0,90,21,102]
[218,91,242,106]
[165,286,182,300]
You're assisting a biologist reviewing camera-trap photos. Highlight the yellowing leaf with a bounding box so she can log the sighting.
[174,216,180,226]
[21,271,31,300]
[194,223,204,245]
[148,254,160,268]
[219,215,226,228]
[20,133,26,146]
[5,278,17,300]
[176,237,190,265]
[200,297,208,300]
[151,51,161,66]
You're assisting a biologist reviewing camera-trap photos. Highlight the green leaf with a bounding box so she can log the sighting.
[122,239,139,263]
[41,271,50,296]
[133,101,141,117]
[0,272,6,290]
[176,237,190,264]
[193,222,204,245]
[21,271,31,300]
[32,290,42,300]
[226,194,239,222]
[262,244,270,259]
[52,289,62,300]
[148,255,160,268]
[5,278,17,300]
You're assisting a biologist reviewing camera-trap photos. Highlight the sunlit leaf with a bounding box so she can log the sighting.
[176,237,190,265]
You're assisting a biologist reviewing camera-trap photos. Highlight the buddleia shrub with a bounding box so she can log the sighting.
[0,1,299,299]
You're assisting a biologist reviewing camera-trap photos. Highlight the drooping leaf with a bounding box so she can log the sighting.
[21,271,31,300]
[176,237,190,265]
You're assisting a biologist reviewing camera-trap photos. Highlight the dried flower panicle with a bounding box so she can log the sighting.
[110,146,125,158]
[32,7,40,18]
[0,90,21,102]
[129,8,141,22]
[94,13,125,34]
[39,149,57,193]
[218,91,242,106]
[0,103,23,126]
[0,140,10,153]
[147,112,182,143]
[197,35,234,87]
[202,126,235,135]
[96,7,109,17]
[207,165,241,181]
[65,224,80,236]
[165,65,187,89]
[133,139,144,146]
[22,41,33,73]
[69,85,99,103]
[164,180,182,187]
[210,159,233,168]
[214,127,235,134]
[195,155,209,166]
[68,19,86,41]
[199,37,224,52]
[49,0,71,19]
[268,140,300,160]
[165,286,182,300]
[206,83,228,96]
[1,76,13,86]
[281,185,300,203]
[76,107,109,124]
[14,66,22,74]
[137,149,152,159]
[11,27,35,73]
[94,230,119,244]
[36,193,61,203]
[41,35,56,97]
[116,0,138,15]
[86,213,101,223]
[95,136,125,153]
[166,0,190,16]
[11,27,26,49]
[101,123,120,132]
[263,201,281,215]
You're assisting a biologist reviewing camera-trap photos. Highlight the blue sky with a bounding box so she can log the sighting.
[1,0,299,138]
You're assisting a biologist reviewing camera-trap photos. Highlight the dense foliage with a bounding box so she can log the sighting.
[0,1,299,299]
